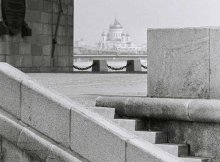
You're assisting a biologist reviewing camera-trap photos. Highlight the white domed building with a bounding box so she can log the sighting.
[98,19,141,52]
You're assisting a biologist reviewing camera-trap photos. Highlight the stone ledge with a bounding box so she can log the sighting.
[96,96,220,123]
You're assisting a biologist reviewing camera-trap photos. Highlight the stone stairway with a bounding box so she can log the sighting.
[90,107,211,162]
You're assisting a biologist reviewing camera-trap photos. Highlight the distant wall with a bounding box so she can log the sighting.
[0,0,73,72]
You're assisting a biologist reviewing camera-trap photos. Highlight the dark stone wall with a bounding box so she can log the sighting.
[0,0,73,72]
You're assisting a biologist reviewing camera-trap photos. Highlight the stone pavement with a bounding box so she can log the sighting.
[28,73,148,106]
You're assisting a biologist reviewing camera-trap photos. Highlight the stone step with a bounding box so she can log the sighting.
[112,119,144,131]
[156,144,189,157]
[133,131,167,144]
[180,156,211,162]
[90,107,115,119]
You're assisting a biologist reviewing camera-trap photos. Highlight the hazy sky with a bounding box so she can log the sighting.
[74,0,220,46]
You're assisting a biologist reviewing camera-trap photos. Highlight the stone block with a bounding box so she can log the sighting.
[0,64,22,118]
[19,43,31,55]
[43,45,52,56]
[147,28,210,98]
[126,60,142,72]
[22,56,33,68]
[71,109,127,162]
[0,112,22,143]
[92,60,108,72]
[0,42,10,54]
[21,79,71,147]
[2,138,31,162]
[25,10,41,23]
[17,128,51,161]
[0,55,6,62]
[31,44,43,56]
[54,56,71,67]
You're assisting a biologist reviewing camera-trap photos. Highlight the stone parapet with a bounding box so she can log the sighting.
[0,63,184,162]
[96,96,220,161]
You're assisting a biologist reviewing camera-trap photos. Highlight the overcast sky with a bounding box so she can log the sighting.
[74,0,220,46]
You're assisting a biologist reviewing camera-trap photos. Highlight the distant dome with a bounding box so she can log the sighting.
[109,19,123,29]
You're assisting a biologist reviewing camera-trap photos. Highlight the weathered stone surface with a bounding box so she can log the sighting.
[0,112,22,143]
[71,109,127,162]
[126,138,184,162]
[210,29,220,99]
[96,96,191,121]
[148,28,210,98]
[17,128,52,161]
[21,79,71,147]
[148,119,220,162]
[188,99,220,123]
[2,138,31,162]
[0,0,73,72]
[0,63,29,118]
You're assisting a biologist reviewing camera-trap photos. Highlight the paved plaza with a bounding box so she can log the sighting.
[28,73,148,106]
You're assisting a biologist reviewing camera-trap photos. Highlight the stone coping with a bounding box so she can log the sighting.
[0,63,184,162]
[96,96,220,123]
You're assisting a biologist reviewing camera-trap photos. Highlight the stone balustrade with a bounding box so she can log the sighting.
[0,63,183,162]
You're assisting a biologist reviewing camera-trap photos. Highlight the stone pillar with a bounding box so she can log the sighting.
[0,0,73,72]
[147,27,220,99]
[92,60,108,72]
[126,60,142,72]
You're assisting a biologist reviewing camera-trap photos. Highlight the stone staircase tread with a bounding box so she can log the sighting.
[133,131,167,143]
[112,119,144,131]
[156,143,189,157]
[89,107,115,119]
[180,156,211,162]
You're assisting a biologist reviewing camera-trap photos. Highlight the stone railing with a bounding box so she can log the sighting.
[0,63,183,162]
[96,96,220,161]
[96,97,220,123]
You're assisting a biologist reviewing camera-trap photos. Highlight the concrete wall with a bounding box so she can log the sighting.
[0,0,73,72]
[147,27,220,99]
[0,63,185,162]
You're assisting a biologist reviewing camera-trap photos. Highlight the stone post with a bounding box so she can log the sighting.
[147,27,220,99]
[92,60,108,72]
[126,60,142,72]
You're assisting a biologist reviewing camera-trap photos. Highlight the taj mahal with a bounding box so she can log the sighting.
[98,19,142,52]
